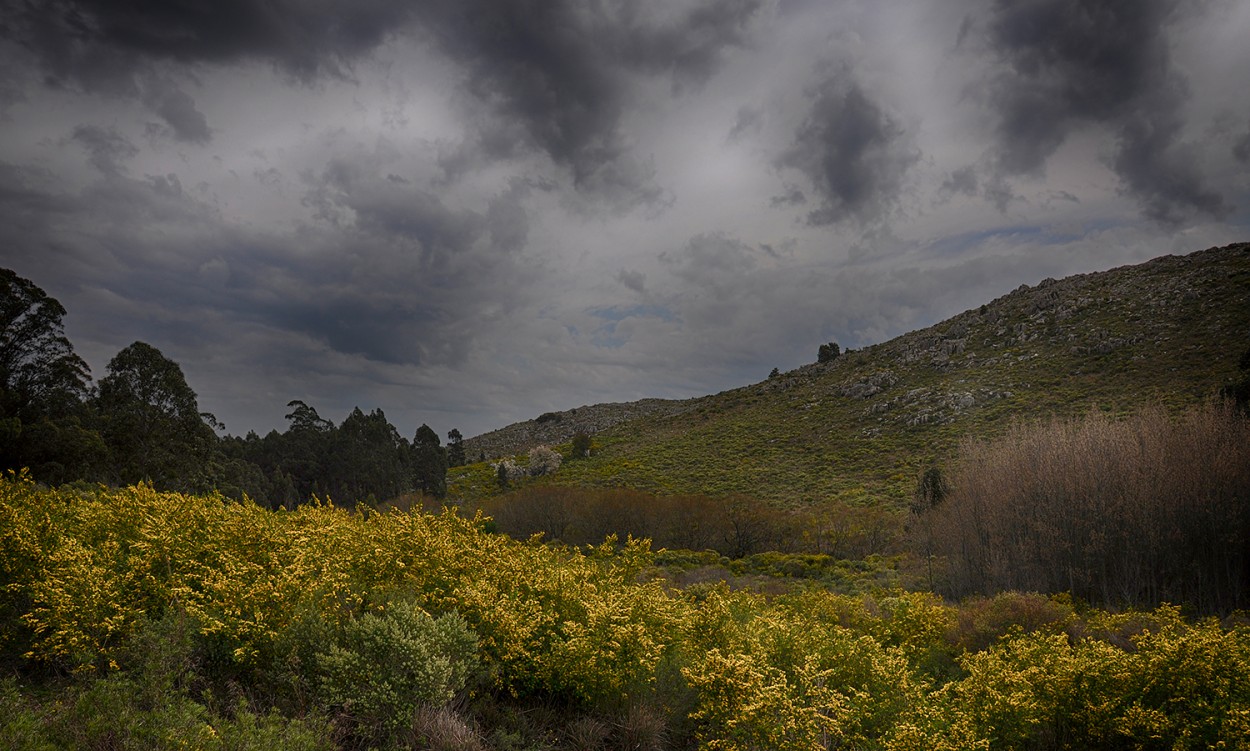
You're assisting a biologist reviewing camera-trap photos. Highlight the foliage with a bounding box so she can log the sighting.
[0,268,100,482]
[328,407,412,503]
[570,430,592,459]
[0,269,91,423]
[315,601,477,743]
[447,428,467,468]
[94,341,218,491]
[6,475,1250,750]
[527,444,562,476]
[412,423,448,498]
[477,485,902,560]
[818,341,841,364]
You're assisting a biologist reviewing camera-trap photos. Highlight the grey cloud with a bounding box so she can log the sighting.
[1112,110,1228,225]
[972,0,1228,223]
[142,80,210,143]
[616,268,647,294]
[728,104,763,141]
[659,232,759,310]
[769,184,806,208]
[310,158,482,263]
[70,124,138,174]
[3,0,413,86]
[1233,124,1250,164]
[5,0,761,206]
[775,64,918,226]
[0,140,537,376]
[941,166,979,198]
[421,0,761,199]
[2,0,413,152]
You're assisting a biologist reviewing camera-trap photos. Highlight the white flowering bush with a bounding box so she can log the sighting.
[528,445,562,476]
[491,458,527,488]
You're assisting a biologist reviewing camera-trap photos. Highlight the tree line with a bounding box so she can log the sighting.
[1,267,464,507]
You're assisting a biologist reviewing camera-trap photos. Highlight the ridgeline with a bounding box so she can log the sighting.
[455,242,1250,506]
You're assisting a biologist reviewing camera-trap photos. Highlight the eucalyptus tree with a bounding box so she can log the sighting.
[94,341,217,490]
[0,269,103,480]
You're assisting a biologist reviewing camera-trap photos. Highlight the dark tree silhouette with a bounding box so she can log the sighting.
[412,423,447,499]
[94,341,217,490]
[0,269,102,480]
[446,428,466,468]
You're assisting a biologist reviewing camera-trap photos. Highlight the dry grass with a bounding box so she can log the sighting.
[408,705,487,751]
[923,400,1250,613]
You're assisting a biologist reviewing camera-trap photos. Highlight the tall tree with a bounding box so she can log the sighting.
[446,428,466,468]
[412,424,447,499]
[279,400,335,502]
[0,269,91,421]
[0,269,102,480]
[328,407,411,504]
[94,341,216,490]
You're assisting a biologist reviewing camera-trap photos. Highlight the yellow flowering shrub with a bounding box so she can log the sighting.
[5,474,1250,750]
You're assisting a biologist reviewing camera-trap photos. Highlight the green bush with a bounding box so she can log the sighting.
[315,601,478,741]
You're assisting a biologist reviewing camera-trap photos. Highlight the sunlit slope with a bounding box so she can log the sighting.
[465,243,1250,506]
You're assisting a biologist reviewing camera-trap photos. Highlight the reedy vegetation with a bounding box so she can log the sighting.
[919,400,1250,612]
[3,474,1250,750]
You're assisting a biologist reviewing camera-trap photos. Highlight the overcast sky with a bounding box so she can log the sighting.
[2,0,1248,440]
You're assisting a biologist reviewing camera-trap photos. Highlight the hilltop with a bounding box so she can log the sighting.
[462,398,692,462]
[454,242,1250,506]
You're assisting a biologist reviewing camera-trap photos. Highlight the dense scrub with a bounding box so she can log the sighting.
[919,401,1250,613]
[3,475,1250,750]
[477,486,901,560]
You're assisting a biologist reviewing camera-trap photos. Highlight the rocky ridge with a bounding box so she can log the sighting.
[463,398,692,460]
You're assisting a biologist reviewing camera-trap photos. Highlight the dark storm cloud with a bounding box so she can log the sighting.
[307,156,482,265]
[419,0,761,198]
[616,268,647,294]
[70,124,138,174]
[775,64,918,226]
[2,0,413,85]
[0,141,536,373]
[1,0,414,147]
[1112,111,1227,225]
[142,79,210,143]
[971,0,1228,223]
[5,0,760,200]
[283,156,538,365]
[1233,124,1250,164]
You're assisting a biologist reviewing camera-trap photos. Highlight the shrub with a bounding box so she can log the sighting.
[492,458,526,489]
[315,601,478,742]
[570,431,592,459]
[528,445,562,476]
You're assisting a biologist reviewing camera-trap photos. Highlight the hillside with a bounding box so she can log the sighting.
[462,398,692,461]
[454,242,1250,506]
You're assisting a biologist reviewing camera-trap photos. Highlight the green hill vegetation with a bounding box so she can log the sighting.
[454,243,1250,506]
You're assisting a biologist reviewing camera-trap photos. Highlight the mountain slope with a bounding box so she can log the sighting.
[458,243,1250,507]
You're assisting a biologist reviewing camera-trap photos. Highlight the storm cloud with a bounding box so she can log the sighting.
[775,63,918,226]
[421,0,762,200]
[968,0,1231,223]
[0,0,1246,438]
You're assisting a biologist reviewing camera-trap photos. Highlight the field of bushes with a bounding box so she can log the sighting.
[3,472,1250,750]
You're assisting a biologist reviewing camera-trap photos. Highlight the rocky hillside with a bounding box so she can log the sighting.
[455,242,1250,506]
[462,398,692,460]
